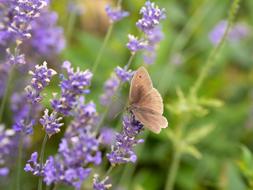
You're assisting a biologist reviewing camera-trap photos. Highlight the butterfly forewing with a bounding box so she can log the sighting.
[129,67,153,105]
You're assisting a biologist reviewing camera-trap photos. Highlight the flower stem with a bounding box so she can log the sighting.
[190,0,241,96]
[105,165,114,176]
[165,150,181,190]
[16,134,24,190]
[0,67,14,123]
[92,24,114,74]
[38,134,48,190]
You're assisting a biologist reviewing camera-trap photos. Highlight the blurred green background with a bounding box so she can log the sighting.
[4,0,253,189]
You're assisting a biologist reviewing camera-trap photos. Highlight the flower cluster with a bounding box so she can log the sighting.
[39,109,63,137]
[24,152,43,176]
[127,1,165,64]
[41,101,101,189]
[209,20,249,45]
[25,62,57,104]
[29,10,65,56]
[107,114,144,164]
[105,5,129,23]
[0,125,16,176]
[0,0,47,45]
[51,61,93,115]
[100,66,133,106]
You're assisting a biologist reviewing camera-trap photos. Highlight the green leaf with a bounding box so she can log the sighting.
[181,144,202,159]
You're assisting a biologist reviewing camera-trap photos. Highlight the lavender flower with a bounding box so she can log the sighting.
[126,35,146,53]
[26,61,57,103]
[105,5,129,23]
[0,0,48,44]
[6,48,26,65]
[136,1,166,34]
[115,66,133,82]
[209,20,249,45]
[24,152,43,176]
[39,109,63,137]
[51,61,92,115]
[99,127,116,146]
[30,10,65,56]
[43,101,101,189]
[106,114,144,165]
[93,174,112,190]
[0,125,16,176]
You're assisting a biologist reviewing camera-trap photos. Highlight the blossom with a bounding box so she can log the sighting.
[209,20,249,45]
[6,48,26,65]
[51,61,93,115]
[99,127,116,146]
[93,174,112,190]
[30,10,65,56]
[115,66,133,82]
[39,109,63,137]
[136,1,166,34]
[105,5,129,22]
[0,125,16,176]
[126,35,146,53]
[43,100,101,189]
[0,0,48,44]
[24,152,43,176]
[106,114,144,164]
[26,61,57,103]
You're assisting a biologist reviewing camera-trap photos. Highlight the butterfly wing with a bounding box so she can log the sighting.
[136,88,164,114]
[129,66,153,105]
[132,109,168,134]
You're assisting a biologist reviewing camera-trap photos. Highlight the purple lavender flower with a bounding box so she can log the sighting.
[106,114,144,165]
[136,1,166,34]
[26,61,57,103]
[100,74,120,106]
[126,35,147,53]
[115,66,133,82]
[0,125,16,176]
[99,127,116,146]
[209,20,249,45]
[51,61,93,115]
[24,152,43,176]
[43,101,101,189]
[0,0,48,44]
[30,10,65,56]
[39,109,63,137]
[105,5,129,23]
[93,174,112,190]
[6,48,26,65]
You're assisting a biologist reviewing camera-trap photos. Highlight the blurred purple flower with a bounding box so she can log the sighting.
[209,20,249,45]
[136,1,166,34]
[106,114,144,164]
[0,0,48,44]
[99,127,116,146]
[24,152,43,176]
[6,48,26,65]
[39,109,63,137]
[115,66,133,82]
[30,10,65,56]
[51,61,92,115]
[93,174,112,190]
[105,5,129,23]
[26,61,57,104]
[0,125,16,176]
[126,35,146,53]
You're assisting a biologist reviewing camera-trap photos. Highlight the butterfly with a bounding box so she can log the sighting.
[128,66,168,134]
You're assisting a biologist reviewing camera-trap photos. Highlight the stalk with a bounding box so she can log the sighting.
[37,134,48,190]
[16,134,24,190]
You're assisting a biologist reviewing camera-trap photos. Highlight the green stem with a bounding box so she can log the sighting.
[92,24,114,74]
[66,8,77,42]
[105,165,114,177]
[165,150,181,190]
[190,0,241,96]
[16,134,24,190]
[0,67,14,122]
[38,134,48,190]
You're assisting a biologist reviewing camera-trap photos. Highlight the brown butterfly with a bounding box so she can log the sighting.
[128,66,168,134]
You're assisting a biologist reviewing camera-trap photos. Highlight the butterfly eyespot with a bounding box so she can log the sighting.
[138,75,142,78]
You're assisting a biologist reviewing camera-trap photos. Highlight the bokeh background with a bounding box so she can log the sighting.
[1,0,253,189]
